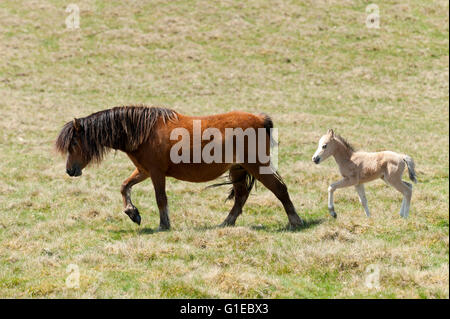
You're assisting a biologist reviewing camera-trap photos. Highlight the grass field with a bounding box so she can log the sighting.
[0,0,448,298]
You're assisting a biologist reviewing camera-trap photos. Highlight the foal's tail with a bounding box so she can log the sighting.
[403,155,417,183]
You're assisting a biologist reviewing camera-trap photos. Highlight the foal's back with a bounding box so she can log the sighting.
[351,150,406,183]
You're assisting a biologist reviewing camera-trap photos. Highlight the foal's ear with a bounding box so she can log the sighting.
[327,128,334,137]
[73,118,81,132]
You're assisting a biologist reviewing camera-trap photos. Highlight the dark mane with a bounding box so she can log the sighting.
[55,106,177,162]
[335,134,355,152]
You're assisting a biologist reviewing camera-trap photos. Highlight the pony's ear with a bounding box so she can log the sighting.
[327,128,334,137]
[73,118,81,132]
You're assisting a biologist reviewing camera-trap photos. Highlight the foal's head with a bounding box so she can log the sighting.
[56,118,91,177]
[312,129,339,164]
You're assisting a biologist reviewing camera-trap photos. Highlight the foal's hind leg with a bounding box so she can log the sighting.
[121,169,148,225]
[220,167,250,227]
[401,181,413,218]
[242,164,304,229]
[383,175,412,218]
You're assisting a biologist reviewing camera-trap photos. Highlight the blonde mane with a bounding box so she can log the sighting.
[335,134,355,152]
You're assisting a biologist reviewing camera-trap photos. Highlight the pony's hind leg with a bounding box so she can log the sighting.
[220,166,251,227]
[121,168,148,225]
[355,184,371,217]
[242,164,304,229]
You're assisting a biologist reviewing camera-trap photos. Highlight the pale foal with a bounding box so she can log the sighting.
[312,129,417,219]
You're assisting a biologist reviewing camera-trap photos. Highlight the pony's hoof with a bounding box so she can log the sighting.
[158,224,170,231]
[124,206,141,225]
[287,221,303,230]
[219,220,235,228]
[288,215,305,228]
[330,211,337,218]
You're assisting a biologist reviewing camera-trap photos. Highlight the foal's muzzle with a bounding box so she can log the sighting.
[312,156,320,164]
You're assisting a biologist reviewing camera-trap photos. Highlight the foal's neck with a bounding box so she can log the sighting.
[332,141,353,166]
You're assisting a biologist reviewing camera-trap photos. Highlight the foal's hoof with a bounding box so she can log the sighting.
[124,206,141,225]
[330,211,337,218]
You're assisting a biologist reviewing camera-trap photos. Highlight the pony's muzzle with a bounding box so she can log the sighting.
[66,166,82,177]
[312,156,320,164]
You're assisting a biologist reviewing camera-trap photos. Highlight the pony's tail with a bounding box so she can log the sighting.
[206,113,273,201]
[223,113,277,200]
[226,169,256,201]
[403,155,417,183]
[206,166,256,201]
[262,113,276,147]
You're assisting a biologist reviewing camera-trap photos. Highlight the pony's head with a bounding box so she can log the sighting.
[55,118,91,177]
[56,106,177,177]
[312,129,338,164]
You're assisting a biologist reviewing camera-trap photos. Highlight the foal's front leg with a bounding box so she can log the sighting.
[121,169,148,225]
[328,177,357,218]
[355,184,370,217]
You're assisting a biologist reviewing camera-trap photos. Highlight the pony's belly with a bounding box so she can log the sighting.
[166,163,232,182]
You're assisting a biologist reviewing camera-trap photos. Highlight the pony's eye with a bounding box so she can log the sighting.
[322,144,327,149]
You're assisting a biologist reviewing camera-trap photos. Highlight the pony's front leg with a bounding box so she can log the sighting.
[328,178,356,218]
[121,169,148,225]
[150,172,171,231]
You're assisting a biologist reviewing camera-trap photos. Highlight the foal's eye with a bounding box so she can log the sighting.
[322,144,327,149]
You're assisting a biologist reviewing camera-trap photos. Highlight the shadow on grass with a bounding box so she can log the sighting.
[109,217,325,236]
[249,217,325,233]
[190,217,325,233]
[192,224,224,232]
[108,227,160,236]
[139,227,158,235]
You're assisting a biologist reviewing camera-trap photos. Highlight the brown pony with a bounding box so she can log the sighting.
[56,106,304,230]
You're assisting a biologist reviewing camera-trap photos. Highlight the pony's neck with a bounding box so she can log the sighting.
[332,140,353,166]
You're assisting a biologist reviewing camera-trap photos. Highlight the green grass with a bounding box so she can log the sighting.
[0,0,448,298]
